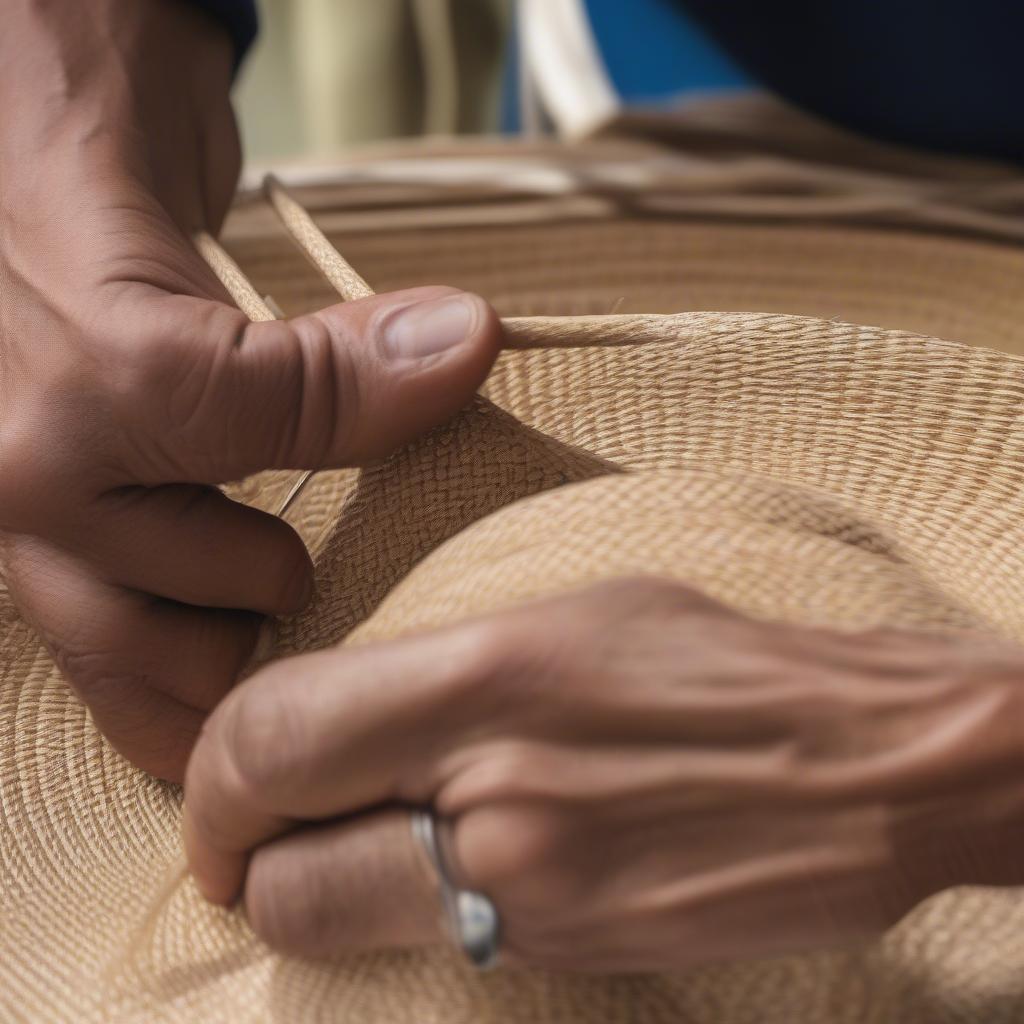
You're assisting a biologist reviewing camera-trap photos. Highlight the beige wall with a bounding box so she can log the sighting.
[234,0,511,162]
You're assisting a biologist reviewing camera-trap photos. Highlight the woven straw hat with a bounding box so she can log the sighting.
[5,98,1024,1021]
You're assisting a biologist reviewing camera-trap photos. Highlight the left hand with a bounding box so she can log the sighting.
[183,578,1024,971]
[0,0,503,781]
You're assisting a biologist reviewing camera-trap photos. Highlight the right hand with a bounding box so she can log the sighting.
[183,578,1024,967]
[0,0,502,781]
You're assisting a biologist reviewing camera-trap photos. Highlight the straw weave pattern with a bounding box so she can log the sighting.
[5,110,1024,1021]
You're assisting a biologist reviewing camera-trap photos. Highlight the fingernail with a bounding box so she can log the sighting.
[383,295,475,360]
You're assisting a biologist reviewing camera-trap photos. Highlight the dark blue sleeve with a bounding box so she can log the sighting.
[184,0,259,70]
[678,0,1024,164]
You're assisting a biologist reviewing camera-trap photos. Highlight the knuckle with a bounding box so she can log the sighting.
[458,805,566,893]
[439,617,517,700]
[495,823,561,883]
[429,617,558,728]
[431,606,586,722]
[293,312,361,465]
[459,744,538,805]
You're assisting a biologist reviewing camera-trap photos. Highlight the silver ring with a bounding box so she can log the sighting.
[411,808,501,970]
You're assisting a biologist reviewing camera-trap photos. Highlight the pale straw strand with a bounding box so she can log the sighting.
[263,174,375,301]
[257,175,681,350]
[195,188,686,518]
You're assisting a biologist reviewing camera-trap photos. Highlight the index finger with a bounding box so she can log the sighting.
[181,620,505,905]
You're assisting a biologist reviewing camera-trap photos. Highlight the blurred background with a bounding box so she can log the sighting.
[234,0,750,162]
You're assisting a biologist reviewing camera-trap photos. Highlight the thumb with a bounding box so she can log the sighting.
[133,286,503,484]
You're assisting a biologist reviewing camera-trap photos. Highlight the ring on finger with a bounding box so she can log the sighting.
[411,807,501,970]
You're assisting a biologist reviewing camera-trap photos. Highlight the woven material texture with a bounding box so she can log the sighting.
[5,99,1024,1021]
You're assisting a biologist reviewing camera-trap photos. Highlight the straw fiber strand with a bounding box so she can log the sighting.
[226,214,1024,350]
[5,111,1024,1022]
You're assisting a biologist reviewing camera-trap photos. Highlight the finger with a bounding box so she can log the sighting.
[65,484,312,615]
[243,808,446,959]
[181,585,659,904]
[181,580,684,902]
[3,533,260,781]
[182,621,493,903]
[121,286,504,485]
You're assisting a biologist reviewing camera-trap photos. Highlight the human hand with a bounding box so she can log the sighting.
[182,578,1024,970]
[0,0,502,780]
